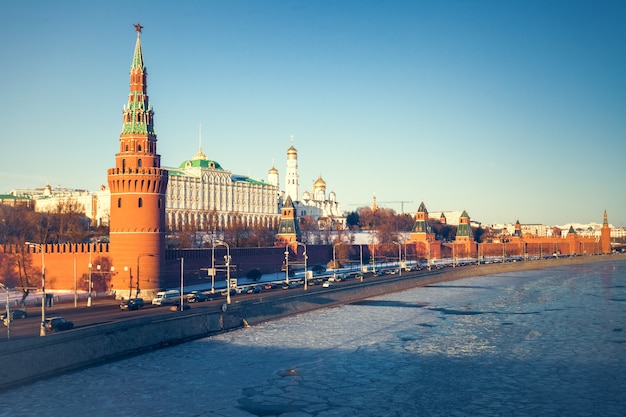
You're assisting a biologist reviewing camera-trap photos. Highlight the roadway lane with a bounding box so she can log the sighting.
[1,267,442,341]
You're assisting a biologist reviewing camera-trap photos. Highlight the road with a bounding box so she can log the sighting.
[1,268,428,341]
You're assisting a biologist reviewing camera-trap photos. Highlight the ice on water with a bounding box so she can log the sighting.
[1,261,624,417]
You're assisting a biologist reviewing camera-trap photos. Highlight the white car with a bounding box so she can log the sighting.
[322,281,332,288]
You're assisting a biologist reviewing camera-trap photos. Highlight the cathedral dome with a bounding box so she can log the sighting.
[287,145,297,159]
[302,191,311,201]
[313,175,326,189]
[268,166,279,174]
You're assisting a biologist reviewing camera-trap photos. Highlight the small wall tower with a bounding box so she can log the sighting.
[276,195,301,244]
[107,23,168,296]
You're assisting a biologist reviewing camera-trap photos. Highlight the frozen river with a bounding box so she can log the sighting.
[1,259,625,417]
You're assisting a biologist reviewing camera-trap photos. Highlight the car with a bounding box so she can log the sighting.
[186,291,207,303]
[120,298,144,311]
[322,281,333,288]
[253,285,263,293]
[44,317,74,332]
[264,283,273,290]
[169,303,191,312]
[1,309,28,321]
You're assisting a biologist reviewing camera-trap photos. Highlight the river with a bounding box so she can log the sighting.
[0,259,624,417]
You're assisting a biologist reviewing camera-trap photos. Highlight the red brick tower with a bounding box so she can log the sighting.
[107,23,168,297]
[601,210,611,254]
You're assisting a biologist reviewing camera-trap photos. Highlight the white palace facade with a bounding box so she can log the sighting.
[12,140,346,233]
[165,147,279,231]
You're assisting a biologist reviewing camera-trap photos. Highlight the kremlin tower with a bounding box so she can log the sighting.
[601,210,611,254]
[107,23,169,297]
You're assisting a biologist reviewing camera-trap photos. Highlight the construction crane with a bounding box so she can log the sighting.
[348,200,415,213]
[378,201,415,213]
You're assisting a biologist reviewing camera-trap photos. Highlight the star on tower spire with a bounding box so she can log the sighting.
[134,22,143,34]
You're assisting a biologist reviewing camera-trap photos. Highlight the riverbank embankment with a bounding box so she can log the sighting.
[0,254,622,392]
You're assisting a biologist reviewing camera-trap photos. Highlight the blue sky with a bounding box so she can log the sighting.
[1,1,624,227]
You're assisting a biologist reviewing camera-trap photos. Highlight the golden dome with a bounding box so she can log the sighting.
[313,175,326,189]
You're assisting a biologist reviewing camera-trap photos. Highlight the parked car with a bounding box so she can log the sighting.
[120,298,144,311]
[322,281,333,288]
[44,317,74,332]
[186,291,208,303]
[1,309,28,321]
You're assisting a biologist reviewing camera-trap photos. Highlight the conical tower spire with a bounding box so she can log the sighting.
[122,22,154,137]
[108,23,169,295]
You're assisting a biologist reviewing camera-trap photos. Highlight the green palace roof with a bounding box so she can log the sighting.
[177,158,223,170]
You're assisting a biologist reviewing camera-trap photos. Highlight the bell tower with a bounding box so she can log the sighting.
[107,23,169,297]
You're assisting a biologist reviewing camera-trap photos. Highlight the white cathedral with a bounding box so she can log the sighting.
[13,140,345,232]
[275,142,345,230]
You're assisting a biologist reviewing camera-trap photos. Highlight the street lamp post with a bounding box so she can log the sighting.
[359,244,363,274]
[215,240,231,305]
[136,253,155,299]
[124,266,132,299]
[26,242,46,336]
[180,257,184,311]
[392,241,402,276]
[372,242,376,273]
[284,245,289,284]
[296,242,308,290]
[1,283,10,340]
[87,252,93,307]
[332,242,340,280]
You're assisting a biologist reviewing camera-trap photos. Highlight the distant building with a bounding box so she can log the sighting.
[10,184,109,227]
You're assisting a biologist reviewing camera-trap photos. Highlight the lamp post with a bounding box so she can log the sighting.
[87,252,93,307]
[1,283,10,339]
[136,253,155,299]
[26,242,46,336]
[372,242,376,274]
[392,241,402,276]
[210,243,216,294]
[296,242,308,290]
[359,244,363,274]
[284,245,290,285]
[215,240,231,305]
[73,257,77,307]
[332,242,340,280]
[179,257,184,311]
[452,243,456,268]
[124,266,132,299]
